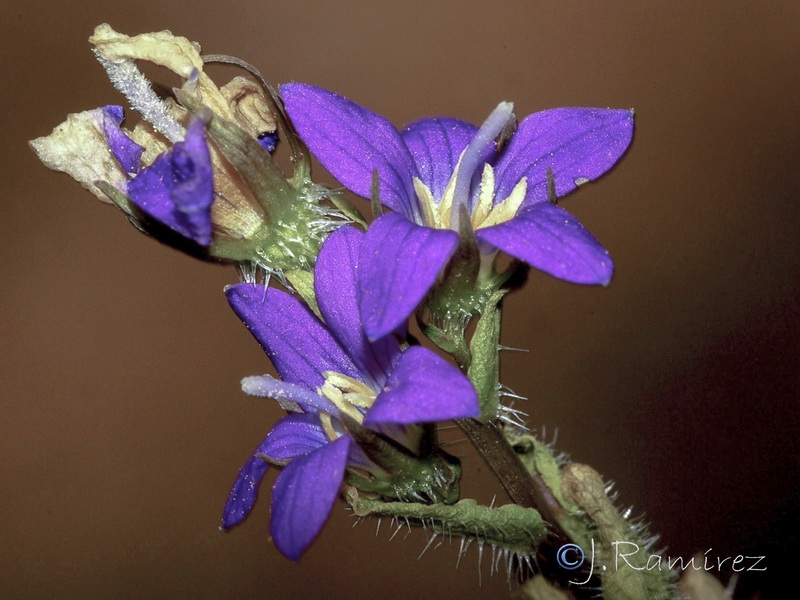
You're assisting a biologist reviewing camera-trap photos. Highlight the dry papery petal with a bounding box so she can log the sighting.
[29,109,127,202]
[221,76,277,139]
[89,25,275,238]
[90,24,233,122]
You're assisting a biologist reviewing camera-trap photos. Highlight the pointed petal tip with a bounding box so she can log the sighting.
[477,204,615,286]
[280,83,419,216]
[220,453,270,532]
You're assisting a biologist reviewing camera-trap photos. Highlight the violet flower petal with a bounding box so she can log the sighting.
[262,413,330,461]
[226,283,361,388]
[127,118,214,245]
[220,414,329,532]
[493,108,634,209]
[314,227,400,387]
[169,119,215,238]
[358,212,459,341]
[401,117,477,200]
[220,453,269,530]
[280,83,421,221]
[365,346,479,425]
[257,132,279,153]
[476,202,613,285]
[270,436,351,561]
[101,105,144,175]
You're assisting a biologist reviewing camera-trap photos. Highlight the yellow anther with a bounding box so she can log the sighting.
[413,177,442,229]
[317,372,377,427]
[319,413,338,442]
[413,150,526,232]
[470,163,496,228]
[436,160,460,228]
[475,177,527,229]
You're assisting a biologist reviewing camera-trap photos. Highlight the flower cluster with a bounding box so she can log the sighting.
[31,26,635,566]
[222,226,478,559]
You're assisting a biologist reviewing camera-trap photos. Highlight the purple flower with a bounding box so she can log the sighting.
[114,115,216,247]
[31,103,216,247]
[281,83,634,339]
[221,226,479,560]
[95,107,216,247]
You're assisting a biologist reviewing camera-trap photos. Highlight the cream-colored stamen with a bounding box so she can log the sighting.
[413,143,527,233]
[470,163,496,227]
[319,413,338,442]
[414,177,442,229]
[414,149,466,230]
[474,176,527,229]
[317,371,377,427]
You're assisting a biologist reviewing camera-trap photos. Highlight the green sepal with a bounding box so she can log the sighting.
[328,191,367,230]
[370,170,384,218]
[425,205,480,321]
[345,487,547,557]
[415,314,471,370]
[342,415,461,504]
[467,289,506,419]
[285,269,320,318]
[418,206,483,368]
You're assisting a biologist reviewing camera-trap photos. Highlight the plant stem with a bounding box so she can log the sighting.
[456,418,547,512]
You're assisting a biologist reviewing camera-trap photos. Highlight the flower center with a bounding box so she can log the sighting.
[415,160,527,233]
[414,102,526,233]
[317,371,376,441]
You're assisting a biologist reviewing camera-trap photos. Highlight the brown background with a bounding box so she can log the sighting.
[2,1,798,598]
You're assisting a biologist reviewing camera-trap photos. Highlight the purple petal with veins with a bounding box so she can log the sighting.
[262,414,330,461]
[315,227,400,387]
[220,414,332,532]
[401,117,477,200]
[220,453,269,530]
[493,107,634,209]
[101,105,144,175]
[358,213,458,341]
[226,283,361,389]
[476,202,613,285]
[365,346,479,425]
[281,83,421,221]
[270,436,351,561]
[126,118,214,245]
